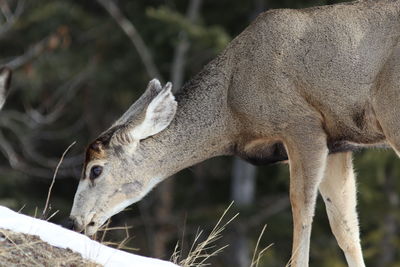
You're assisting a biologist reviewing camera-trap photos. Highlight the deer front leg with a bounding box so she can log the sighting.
[285,130,328,267]
[319,152,365,267]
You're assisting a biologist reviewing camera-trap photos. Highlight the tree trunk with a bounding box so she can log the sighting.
[171,0,202,93]
[231,158,257,206]
[229,158,257,267]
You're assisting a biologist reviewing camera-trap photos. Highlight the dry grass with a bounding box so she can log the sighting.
[170,203,273,267]
[0,228,100,267]
[41,141,76,220]
[171,202,239,267]
[250,224,273,267]
[93,219,138,252]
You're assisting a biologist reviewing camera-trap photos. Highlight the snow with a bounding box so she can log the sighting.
[0,206,179,267]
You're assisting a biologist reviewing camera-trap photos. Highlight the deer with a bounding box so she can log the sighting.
[69,0,400,266]
[0,67,11,110]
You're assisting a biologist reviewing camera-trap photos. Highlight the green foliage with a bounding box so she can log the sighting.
[147,6,230,52]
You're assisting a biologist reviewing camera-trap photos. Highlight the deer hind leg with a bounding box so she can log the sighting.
[319,152,365,267]
[284,126,329,267]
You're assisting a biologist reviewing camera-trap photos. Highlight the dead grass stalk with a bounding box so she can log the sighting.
[172,201,238,267]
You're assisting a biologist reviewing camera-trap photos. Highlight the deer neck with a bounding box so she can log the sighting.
[136,55,235,179]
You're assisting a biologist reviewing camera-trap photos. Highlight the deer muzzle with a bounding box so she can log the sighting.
[69,212,100,236]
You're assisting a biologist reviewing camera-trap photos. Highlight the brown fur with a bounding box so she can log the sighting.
[85,142,106,164]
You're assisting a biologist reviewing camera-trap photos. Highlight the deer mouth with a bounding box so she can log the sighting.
[69,212,102,235]
[84,221,101,236]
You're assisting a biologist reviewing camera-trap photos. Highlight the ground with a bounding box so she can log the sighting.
[0,229,100,267]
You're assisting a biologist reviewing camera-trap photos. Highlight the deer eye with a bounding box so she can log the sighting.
[90,165,103,180]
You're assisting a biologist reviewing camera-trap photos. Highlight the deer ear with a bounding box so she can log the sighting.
[146,78,163,94]
[130,82,177,140]
[112,79,163,127]
[0,67,12,110]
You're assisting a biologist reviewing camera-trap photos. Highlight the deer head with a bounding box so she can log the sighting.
[0,67,12,110]
[70,79,179,235]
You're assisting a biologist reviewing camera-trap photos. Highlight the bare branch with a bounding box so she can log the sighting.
[0,130,19,168]
[0,62,91,172]
[36,118,85,140]
[96,0,162,81]
[25,62,95,124]
[0,0,25,39]
[0,115,82,169]
[2,37,48,69]
[0,131,58,177]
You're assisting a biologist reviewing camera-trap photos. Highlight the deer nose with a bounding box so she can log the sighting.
[61,217,75,230]
[65,216,86,232]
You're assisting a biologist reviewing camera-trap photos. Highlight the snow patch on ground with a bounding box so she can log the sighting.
[0,206,178,267]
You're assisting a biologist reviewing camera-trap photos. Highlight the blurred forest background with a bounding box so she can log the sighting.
[0,0,399,266]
